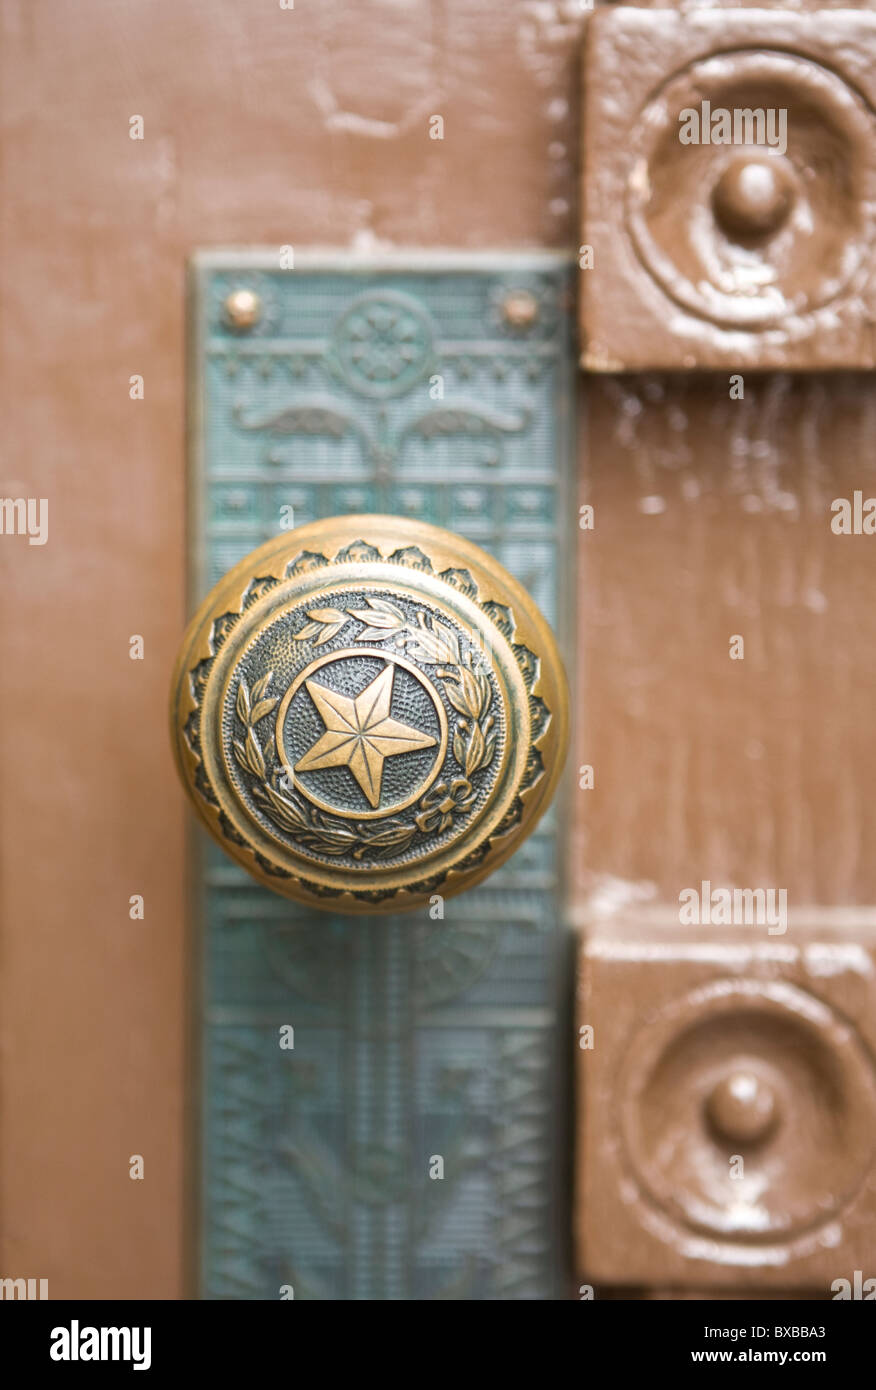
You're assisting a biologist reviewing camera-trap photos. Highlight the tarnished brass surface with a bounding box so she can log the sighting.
[170,515,567,913]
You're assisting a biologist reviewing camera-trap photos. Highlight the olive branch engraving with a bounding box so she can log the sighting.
[291,606,350,646]
[232,672,277,780]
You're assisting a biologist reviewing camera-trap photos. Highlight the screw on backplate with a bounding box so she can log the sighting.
[224,288,262,332]
[501,289,539,329]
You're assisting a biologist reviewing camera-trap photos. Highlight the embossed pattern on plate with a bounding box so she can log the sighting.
[189,253,574,1300]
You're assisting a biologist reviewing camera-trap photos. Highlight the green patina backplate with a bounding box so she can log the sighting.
[189,251,574,1299]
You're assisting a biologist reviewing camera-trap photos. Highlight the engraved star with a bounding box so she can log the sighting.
[294,664,437,809]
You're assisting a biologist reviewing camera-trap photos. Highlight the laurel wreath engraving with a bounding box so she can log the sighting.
[232,600,498,860]
[232,673,277,781]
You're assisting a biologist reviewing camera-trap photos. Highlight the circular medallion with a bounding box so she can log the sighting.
[618,979,876,1262]
[170,516,567,912]
[275,646,450,822]
[626,49,876,331]
[331,290,435,398]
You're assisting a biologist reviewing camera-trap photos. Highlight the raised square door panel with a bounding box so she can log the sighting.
[580,8,876,371]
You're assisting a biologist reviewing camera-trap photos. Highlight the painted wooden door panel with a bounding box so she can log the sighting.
[2,0,874,1300]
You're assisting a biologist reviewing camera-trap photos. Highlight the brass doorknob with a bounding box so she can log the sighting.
[170,515,568,913]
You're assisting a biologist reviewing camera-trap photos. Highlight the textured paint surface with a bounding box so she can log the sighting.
[191,257,574,1299]
[0,0,581,1298]
[575,374,876,915]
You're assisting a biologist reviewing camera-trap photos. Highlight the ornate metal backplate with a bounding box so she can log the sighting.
[188,252,574,1299]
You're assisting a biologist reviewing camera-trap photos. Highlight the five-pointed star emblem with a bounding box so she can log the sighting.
[294,663,437,808]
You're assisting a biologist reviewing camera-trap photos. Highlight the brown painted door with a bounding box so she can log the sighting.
[2,0,874,1300]
[1,0,584,1301]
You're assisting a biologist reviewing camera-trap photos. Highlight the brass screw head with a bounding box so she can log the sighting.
[224,288,262,332]
[502,289,540,329]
